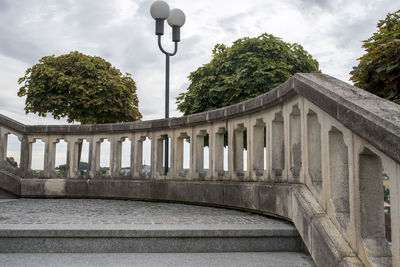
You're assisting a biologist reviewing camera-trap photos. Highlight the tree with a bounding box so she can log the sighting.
[18,51,142,124]
[176,33,320,115]
[350,10,400,104]
[6,157,18,168]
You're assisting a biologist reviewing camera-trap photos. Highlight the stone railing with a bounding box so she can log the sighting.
[0,73,399,267]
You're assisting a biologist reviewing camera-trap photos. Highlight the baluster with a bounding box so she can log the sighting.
[0,127,5,166]
[110,136,121,177]
[87,138,95,178]
[251,119,265,180]
[156,135,164,177]
[66,138,74,178]
[45,137,57,178]
[194,130,206,175]
[134,136,144,177]
[19,135,29,177]
[233,124,244,179]
[212,127,225,179]
[73,139,82,177]
[128,135,135,178]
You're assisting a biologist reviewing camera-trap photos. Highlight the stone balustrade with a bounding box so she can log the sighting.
[0,73,399,267]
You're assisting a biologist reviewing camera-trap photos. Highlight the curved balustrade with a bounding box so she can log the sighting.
[0,73,399,267]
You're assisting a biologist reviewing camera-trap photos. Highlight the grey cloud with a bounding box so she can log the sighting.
[0,27,44,64]
[0,0,10,12]
[296,0,332,12]
[217,12,248,35]
[0,95,25,116]
[136,0,153,19]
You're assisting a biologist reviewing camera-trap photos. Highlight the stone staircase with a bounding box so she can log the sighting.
[0,196,314,266]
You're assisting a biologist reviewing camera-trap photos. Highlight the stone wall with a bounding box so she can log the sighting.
[0,73,399,267]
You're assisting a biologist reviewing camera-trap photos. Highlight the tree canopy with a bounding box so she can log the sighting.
[18,51,142,124]
[350,10,400,104]
[176,33,320,115]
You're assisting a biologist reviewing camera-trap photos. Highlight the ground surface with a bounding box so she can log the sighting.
[0,198,285,225]
[0,197,315,266]
[0,252,315,267]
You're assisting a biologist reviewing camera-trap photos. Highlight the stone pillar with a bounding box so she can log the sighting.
[307,109,322,192]
[251,119,265,179]
[42,137,50,177]
[271,111,285,181]
[134,136,144,177]
[174,132,188,178]
[167,130,175,179]
[110,136,122,177]
[0,131,8,167]
[91,138,102,177]
[27,139,33,171]
[227,122,234,180]
[212,127,225,179]
[129,134,135,178]
[289,104,302,182]
[194,130,206,174]
[233,125,244,175]
[244,120,251,181]
[150,134,155,179]
[264,113,271,182]
[19,135,30,177]
[155,135,164,177]
[188,129,195,180]
[45,137,57,178]
[66,138,75,178]
[72,139,81,177]
[87,138,96,179]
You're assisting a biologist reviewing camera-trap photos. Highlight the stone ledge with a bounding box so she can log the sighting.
[291,186,363,267]
[0,169,21,196]
[293,73,400,164]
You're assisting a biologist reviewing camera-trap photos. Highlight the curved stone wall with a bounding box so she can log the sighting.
[0,73,399,267]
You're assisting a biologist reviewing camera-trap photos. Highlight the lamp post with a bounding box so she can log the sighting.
[150,1,185,175]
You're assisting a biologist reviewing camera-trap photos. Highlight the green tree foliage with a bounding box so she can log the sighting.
[18,51,142,124]
[350,10,400,104]
[176,33,320,115]
[6,157,18,168]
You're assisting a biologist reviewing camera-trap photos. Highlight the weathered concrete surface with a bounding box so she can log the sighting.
[0,170,20,196]
[0,188,17,199]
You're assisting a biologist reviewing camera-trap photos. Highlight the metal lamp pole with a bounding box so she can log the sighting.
[150,1,186,175]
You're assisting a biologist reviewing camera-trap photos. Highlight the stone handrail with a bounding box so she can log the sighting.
[0,73,399,267]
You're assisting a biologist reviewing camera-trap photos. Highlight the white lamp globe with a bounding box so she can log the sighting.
[167,8,186,27]
[150,1,170,20]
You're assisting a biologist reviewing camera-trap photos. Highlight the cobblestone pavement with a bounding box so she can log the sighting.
[0,199,286,225]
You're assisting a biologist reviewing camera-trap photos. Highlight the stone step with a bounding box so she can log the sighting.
[0,223,304,253]
[0,252,316,267]
[0,198,306,254]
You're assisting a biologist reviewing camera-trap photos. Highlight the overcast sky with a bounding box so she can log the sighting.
[0,0,398,125]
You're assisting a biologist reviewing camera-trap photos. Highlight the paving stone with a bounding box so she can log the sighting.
[0,198,289,226]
